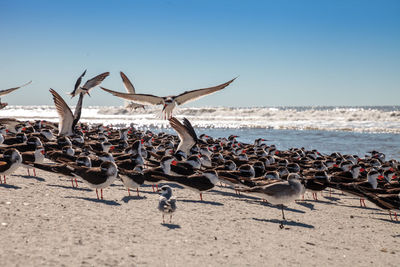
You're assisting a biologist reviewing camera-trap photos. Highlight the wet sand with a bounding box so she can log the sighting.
[1,167,399,266]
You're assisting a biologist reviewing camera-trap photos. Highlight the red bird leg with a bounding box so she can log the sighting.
[75,179,78,187]
[3,176,6,184]
[27,169,30,176]
[389,211,393,221]
[156,184,159,191]
[152,184,155,192]
[96,189,99,200]
[170,214,172,223]
[137,188,139,197]
[302,194,304,201]
[200,193,203,201]
[395,212,398,221]
[101,189,103,200]
[71,179,75,187]
[162,214,165,224]
[128,188,131,196]
[33,168,36,177]
[329,188,332,197]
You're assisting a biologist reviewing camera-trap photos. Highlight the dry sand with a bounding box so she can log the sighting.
[1,167,399,267]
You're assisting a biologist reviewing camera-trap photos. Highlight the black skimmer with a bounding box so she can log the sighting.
[169,117,197,155]
[0,148,22,184]
[160,170,219,201]
[50,89,84,136]
[238,173,304,228]
[69,70,109,97]
[21,146,45,176]
[158,185,177,223]
[70,161,118,199]
[120,71,145,110]
[101,77,236,119]
[0,81,32,109]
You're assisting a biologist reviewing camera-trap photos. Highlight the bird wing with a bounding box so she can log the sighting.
[120,71,136,94]
[174,77,236,105]
[169,117,196,155]
[182,118,198,143]
[0,81,32,96]
[100,87,163,105]
[72,93,84,129]
[49,89,74,136]
[81,72,110,89]
[72,69,86,94]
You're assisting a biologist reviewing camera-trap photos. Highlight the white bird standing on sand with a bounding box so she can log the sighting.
[158,185,177,223]
[239,173,304,229]
[0,81,32,109]
[100,77,237,119]
[69,70,109,97]
[50,89,84,136]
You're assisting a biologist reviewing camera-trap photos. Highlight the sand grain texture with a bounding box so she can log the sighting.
[1,168,399,266]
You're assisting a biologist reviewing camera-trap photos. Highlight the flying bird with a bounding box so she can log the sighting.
[50,89,84,136]
[0,81,32,109]
[100,77,237,119]
[69,70,109,97]
[120,71,145,110]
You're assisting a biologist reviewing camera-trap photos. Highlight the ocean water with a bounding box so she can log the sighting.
[2,105,400,160]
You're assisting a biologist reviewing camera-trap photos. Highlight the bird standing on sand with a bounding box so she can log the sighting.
[0,148,23,184]
[158,185,177,223]
[69,70,109,97]
[101,77,237,119]
[239,173,304,229]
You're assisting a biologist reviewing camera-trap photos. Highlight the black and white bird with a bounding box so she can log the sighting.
[169,117,197,156]
[50,89,84,136]
[0,81,32,109]
[120,71,145,110]
[101,77,236,119]
[0,148,23,184]
[69,70,109,97]
[158,185,177,223]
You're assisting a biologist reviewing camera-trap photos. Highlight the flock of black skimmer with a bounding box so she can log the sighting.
[0,71,399,228]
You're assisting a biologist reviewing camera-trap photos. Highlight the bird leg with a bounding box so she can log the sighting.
[329,188,332,197]
[170,214,172,223]
[200,193,203,201]
[33,168,36,177]
[280,205,286,229]
[96,189,99,200]
[27,169,30,176]
[3,176,6,184]
[71,178,75,188]
[137,188,140,197]
[360,198,366,207]
[128,188,131,196]
[395,212,398,221]
[156,184,159,191]
[75,178,78,187]
[389,210,393,221]
[101,189,103,200]
[152,184,155,192]
[162,214,165,224]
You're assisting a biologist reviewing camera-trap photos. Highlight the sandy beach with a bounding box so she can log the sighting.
[1,167,399,267]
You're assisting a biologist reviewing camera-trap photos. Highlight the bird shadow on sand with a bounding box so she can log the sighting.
[323,195,342,202]
[15,175,45,182]
[47,184,92,192]
[210,189,259,200]
[339,204,381,211]
[301,199,337,205]
[252,217,315,229]
[0,183,21,189]
[245,200,306,214]
[122,195,147,203]
[374,218,400,224]
[161,223,181,229]
[180,199,224,206]
[64,196,121,206]
[295,201,315,211]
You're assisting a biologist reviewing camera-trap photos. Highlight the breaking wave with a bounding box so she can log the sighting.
[2,105,400,134]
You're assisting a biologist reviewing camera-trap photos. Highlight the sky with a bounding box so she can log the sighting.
[0,0,399,107]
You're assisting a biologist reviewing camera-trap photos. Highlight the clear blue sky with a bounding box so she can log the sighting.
[0,0,399,107]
